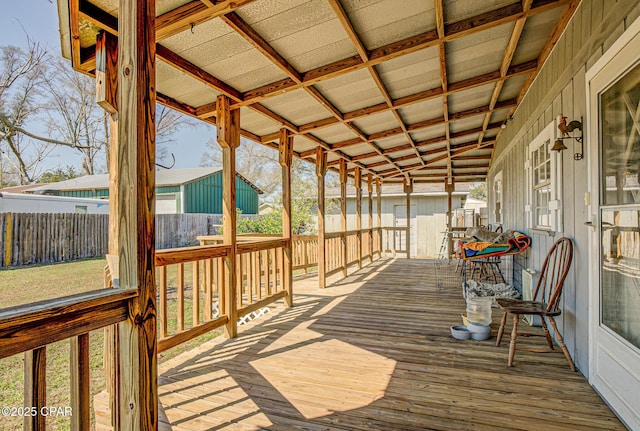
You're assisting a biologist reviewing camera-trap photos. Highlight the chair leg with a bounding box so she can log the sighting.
[540,317,554,349]
[492,261,505,283]
[496,311,508,346]
[508,314,519,367]
[547,316,576,372]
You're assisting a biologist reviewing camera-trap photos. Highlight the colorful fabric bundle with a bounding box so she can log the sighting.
[460,230,531,260]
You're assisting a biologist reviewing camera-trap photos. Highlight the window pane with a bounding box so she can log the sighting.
[535,186,551,228]
[544,160,551,181]
[600,61,640,205]
[601,208,640,348]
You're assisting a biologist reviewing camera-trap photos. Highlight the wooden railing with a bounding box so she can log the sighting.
[0,227,386,430]
[291,235,317,271]
[154,238,292,352]
[0,289,135,430]
[381,226,409,256]
[236,239,288,318]
[322,228,382,277]
[324,232,345,276]
[155,244,231,353]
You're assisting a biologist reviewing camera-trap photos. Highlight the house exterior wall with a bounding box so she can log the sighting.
[0,192,109,214]
[58,173,259,214]
[326,195,464,257]
[488,0,640,376]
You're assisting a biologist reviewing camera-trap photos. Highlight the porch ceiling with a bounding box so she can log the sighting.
[59,0,579,184]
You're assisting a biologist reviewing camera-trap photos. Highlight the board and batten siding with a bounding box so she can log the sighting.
[489,0,640,376]
[182,172,258,214]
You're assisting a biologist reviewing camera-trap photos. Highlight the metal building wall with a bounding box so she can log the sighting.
[182,172,258,214]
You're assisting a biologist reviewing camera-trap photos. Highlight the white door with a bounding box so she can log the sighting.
[587,20,640,429]
[394,204,416,257]
[156,194,178,214]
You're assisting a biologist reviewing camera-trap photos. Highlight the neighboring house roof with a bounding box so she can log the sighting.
[463,197,487,210]
[326,182,476,198]
[0,184,44,194]
[29,167,263,194]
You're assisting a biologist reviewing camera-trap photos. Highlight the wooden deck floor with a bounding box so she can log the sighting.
[154,258,625,431]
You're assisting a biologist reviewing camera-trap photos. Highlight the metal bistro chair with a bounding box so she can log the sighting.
[495,237,575,371]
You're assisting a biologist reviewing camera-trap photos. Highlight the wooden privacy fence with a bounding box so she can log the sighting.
[0,213,236,268]
[0,213,109,268]
[155,213,223,249]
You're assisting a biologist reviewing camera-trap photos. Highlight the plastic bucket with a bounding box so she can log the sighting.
[466,297,492,325]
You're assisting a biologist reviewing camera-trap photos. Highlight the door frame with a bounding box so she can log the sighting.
[586,15,640,430]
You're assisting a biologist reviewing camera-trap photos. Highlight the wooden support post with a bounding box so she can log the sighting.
[355,167,362,269]
[117,0,158,427]
[404,178,413,259]
[376,179,382,256]
[217,94,240,338]
[97,28,121,429]
[445,178,455,259]
[339,159,348,277]
[24,347,46,431]
[316,147,327,289]
[367,173,373,262]
[279,128,293,307]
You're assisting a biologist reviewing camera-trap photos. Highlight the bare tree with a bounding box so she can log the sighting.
[1,41,197,184]
[44,58,106,175]
[0,41,50,185]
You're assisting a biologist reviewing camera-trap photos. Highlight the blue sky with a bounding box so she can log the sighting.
[1,1,212,174]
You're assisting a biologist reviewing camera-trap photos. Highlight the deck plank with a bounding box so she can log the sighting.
[151,258,625,431]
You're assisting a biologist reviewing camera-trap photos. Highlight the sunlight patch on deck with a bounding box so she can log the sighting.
[160,370,273,430]
[258,319,324,355]
[251,339,396,419]
[311,295,349,318]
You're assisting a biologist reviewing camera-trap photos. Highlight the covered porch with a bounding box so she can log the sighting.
[3,0,638,429]
[113,258,623,430]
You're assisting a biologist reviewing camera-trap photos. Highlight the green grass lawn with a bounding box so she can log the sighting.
[0,259,223,430]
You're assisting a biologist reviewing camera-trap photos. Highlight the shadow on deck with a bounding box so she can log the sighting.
[112,258,626,430]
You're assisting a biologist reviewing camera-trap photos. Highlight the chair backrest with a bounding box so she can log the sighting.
[533,237,573,312]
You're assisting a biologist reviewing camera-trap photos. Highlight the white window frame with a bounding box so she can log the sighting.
[524,120,563,231]
[494,170,503,225]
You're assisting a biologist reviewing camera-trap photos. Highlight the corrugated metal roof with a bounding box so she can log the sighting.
[30,168,263,194]
[56,0,577,184]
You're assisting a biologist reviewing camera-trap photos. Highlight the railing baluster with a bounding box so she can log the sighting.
[71,334,90,430]
[278,246,284,291]
[24,347,46,431]
[159,265,168,338]
[192,260,200,326]
[266,248,272,296]
[271,248,277,295]
[258,250,264,300]
[249,252,255,304]
[204,258,212,321]
[177,263,184,332]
